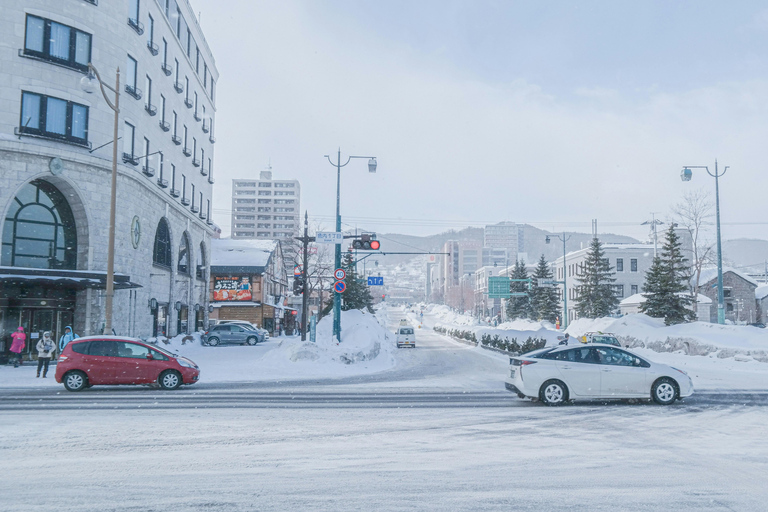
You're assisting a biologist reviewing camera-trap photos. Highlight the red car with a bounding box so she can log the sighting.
[55,336,200,391]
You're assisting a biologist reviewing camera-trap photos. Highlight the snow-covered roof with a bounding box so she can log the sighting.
[695,267,759,288]
[620,293,712,305]
[211,239,277,268]
[756,285,768,300]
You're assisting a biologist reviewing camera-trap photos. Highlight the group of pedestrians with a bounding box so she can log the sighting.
[7,326,79,378]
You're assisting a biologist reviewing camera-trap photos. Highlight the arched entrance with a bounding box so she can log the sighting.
[1,179,78,362]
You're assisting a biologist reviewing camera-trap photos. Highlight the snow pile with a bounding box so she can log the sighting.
[427,304,479,326]
[567,313,768,360]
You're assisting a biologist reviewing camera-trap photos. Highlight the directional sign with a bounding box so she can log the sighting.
[334,268,346,280]
[367,276,384,286]
[488,276,511,298]
[334,280,346,293]
[316,231,344,244]
[537,278,555,287]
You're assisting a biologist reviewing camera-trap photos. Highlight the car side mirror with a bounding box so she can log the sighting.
[146,353,154,360]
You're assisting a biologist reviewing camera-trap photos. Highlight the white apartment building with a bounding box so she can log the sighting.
[0,0,219,345]
[231,170,301,240]
[484,222,522,255]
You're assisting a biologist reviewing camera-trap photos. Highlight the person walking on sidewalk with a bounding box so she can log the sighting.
[58,325,79,353]
[36,331,56,378]
[10,327,26,368]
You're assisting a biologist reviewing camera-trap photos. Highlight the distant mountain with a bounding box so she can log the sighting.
[366,225,640,267]
[722,238,768,275]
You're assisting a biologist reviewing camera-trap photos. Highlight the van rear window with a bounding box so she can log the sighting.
[399,328,414,335]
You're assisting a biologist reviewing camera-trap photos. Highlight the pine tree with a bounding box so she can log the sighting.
[505,259,531,320]
[640,226,695,325]
[530,254,560,322]
[320,251,374,318]
[573,238,619,318]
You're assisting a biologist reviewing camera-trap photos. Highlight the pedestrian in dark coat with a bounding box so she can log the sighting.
[36,331,56,378]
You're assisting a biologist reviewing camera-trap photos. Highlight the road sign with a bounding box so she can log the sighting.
[334,280,346,293]
[538,278,555,287]
[334,268,346,280]
[294,265,302,276]
[367,276,384,286]
[488,276,511,298]
[316,231,344,244]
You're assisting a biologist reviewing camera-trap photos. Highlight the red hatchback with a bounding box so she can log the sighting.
[55,336,200,391]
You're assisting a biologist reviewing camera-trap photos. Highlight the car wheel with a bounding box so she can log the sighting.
[539,380,568,406]
[652,377,678,405]
[63,371,88,392]
[159,370,182,390]
[246,336,258,346]
[207,336,220,346]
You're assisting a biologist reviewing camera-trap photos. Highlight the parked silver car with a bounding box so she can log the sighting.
[216,320,269,341]
[203,324,261,346]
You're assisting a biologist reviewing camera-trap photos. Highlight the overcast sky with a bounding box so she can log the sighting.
[193,0,768,242]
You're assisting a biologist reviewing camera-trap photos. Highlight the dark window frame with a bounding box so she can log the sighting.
[153,218,172,268]
[18,91,89,145]
[23,14,92,72]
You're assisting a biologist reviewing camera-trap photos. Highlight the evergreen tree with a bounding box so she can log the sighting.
[505,259,531,319]
[640,226,695,325]
[530,254,560,322]
[573,238,619,318]
[320,251,374,318]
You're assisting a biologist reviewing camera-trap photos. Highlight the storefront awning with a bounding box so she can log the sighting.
[0,267,142,290]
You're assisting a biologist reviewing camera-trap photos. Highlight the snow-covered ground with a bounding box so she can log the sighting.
[0,308,395,388]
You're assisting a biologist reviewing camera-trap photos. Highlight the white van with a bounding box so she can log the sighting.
[396,326,416,348]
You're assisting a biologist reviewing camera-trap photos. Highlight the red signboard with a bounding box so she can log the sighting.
[213,276,253,301]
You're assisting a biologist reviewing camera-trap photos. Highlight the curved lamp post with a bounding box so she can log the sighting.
[324,150,378,342]
[681,160,728,324]
[80,63,120,334]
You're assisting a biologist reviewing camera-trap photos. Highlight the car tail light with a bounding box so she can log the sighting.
[520,360,537,366]
[58,355,68,361]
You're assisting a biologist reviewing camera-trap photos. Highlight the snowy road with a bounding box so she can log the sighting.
[3,308,768,510]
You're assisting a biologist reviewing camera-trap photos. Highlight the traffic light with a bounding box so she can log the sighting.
[352,234,380,250]
[293,274,304,295]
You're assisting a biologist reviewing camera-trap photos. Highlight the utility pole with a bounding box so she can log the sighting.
[642,213,664,258]
[294,211,315,342]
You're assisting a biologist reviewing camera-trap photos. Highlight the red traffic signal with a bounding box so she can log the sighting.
[369,240,380,250]
[352,234,380,250]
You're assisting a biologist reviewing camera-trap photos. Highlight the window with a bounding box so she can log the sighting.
[614,284,624,298]
[1,179,78,269]
[181,174,188,205]
[116,341,150,359]
[125,55,141,99]
[174,58,180,83]
[258,191,271,196]
[196,242,206,279]
[237,215,256,220]
[122,122,135,160]
[162,38,169,67]
[191,183,197,211]
[236,199,256,204]
[258,183,272,187]
[723,288,732,298]
[211,79,215,102]
[147,14,154,47]
[144,75,154,113]
[616,258,623,272]
[153,218,172,267]
[128,0,140,25]
[257,207,271,212]
[178,232,190,274]
[630,259,638,272]
[172,111,178,136]
[142,137,150,172]
[160,94,166,123]
[19,92,88,145]
[236,223,255,228]
[257,223,270,229]
[236,190,256,195]
[183,125,188,152]
[23,15,91,72]
[186,28,192,57]
[236,207,256,212]
[258,199,271,204]
[274,199,294,204]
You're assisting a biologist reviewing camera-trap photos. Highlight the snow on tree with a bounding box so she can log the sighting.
[320,250,374,318]
[640,225,695,325]
[530,254,560,322]
[505,259,531,320]
[573,238,619,319]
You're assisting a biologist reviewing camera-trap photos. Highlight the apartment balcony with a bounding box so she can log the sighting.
[157,178,169,188]
[142,166,155,177]
[124,85,142,100]
[122,153,139,166]
[161,63,172,76]
[174,81,184,94]
[147,41,159,56]
[144,103,157,116]
[159,120,170,132]
[171,135,182,145]
[170,188,181,198]
[127,18,144,35]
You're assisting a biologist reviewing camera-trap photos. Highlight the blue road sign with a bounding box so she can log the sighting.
[367,276,384,286]
[334,280,346,293]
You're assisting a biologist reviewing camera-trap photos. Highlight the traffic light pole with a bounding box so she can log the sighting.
[301,212,310,341]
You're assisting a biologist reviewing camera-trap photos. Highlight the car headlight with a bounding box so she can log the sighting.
[177,358,197,368]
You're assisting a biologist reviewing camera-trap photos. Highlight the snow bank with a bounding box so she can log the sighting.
[567,313,768,361]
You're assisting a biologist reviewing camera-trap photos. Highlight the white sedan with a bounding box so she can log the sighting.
[505,344,694,405]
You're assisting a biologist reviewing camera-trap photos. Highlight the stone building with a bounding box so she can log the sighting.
[0,0,219,360]
[697,268,758,324]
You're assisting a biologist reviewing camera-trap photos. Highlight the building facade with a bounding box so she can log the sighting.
[0,0,219,360]
[697,268,758,324]
[231,170,301,241]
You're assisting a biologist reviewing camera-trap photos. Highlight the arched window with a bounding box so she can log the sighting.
[1,179,77,269]
[177,232,190,274]
[153,218,172,267]
[196,241,206,279]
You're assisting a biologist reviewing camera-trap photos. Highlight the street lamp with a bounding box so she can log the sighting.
[324,150,378,342]
[546,233,571,329]
[81,63,120,335]
[681,160,728,324]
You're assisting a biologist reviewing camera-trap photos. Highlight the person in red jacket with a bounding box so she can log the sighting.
[10,327,26,368]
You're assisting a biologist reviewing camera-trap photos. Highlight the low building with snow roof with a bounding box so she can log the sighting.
[755,285,768,324]
[695,267,758,324]
[208,239,291,335]
[619,293,712,322]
